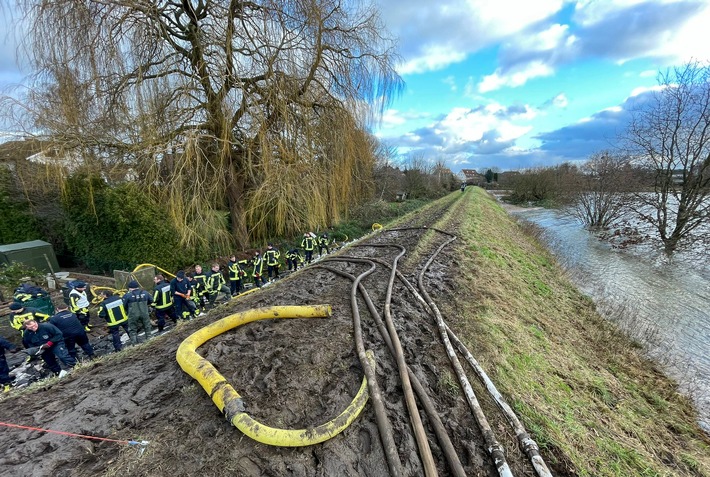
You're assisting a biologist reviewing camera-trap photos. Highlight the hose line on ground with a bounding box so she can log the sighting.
[176,305,373,447]
[417,235,514,477]
[318,261,467,477]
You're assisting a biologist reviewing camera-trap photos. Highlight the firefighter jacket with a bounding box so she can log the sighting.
[153,281,174,310]
[49,310,86,338]
[98,295,129,326]
[193,272,208,296]
[301,236,315,251]
[265,248,280,267]
[122,289,153,319]
[228,259,243,281]
[318,235,329,247]
[69,289,90,314]
[170,278,192,300]
[9,307,50,331]
[206,270,227,295]
[22,322,65,348]
[252,255,264,277]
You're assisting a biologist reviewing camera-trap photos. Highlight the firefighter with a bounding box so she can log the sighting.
[7,302,50,333]
[48,302,95,361]
[286,248,303,271]
[122,281,153,345]
[0,334,19,392]
[192,264,209,311]
[68,281,92,331]
[264,244,281,281]
[301,232,316,264]
[318,232,330,257]
[228,255,246,296]
[170,271,196,320]
[152,274,178,331]
[252,251,266,287]
[97,290,130,352]
[22,319,75,376]
[206,263,231,308]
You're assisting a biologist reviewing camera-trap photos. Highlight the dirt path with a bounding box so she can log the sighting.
[0,193,545,476]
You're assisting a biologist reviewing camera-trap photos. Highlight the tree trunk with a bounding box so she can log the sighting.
[226,173,249,249]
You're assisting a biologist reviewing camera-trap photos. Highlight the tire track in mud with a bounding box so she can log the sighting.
[0,192,548,477]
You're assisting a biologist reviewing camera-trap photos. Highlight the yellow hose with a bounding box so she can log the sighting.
[133,263,176,279]
[372,223,383,231]
[176,305,374,446]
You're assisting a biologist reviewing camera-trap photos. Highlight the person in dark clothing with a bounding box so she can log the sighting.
[122,281,153,345]
[0,335,19,392]
[227,255,247,296]
[49,302,95,361]
[22,320,76,375]
[97,290,130,352]
[8,302,50,333]
[192,265,209,311]
[251,251,266,288]
[264,244,281,281]
[206,263,231,308]
[301,233,316,264]
[317,233,330,257]
[68,281,92,330]
[286,249,303,271]
[170,271,196,320]
[152,274,178,331]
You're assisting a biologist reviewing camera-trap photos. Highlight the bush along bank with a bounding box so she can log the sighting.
[439,187,709,476]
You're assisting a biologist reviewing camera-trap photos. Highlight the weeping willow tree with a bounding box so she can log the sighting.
[11,0,402,249]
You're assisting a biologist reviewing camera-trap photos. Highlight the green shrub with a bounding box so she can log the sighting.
[0,167,42,244]
[61,173,189,273]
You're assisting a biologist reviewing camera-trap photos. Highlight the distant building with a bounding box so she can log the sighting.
[460,169,486,185]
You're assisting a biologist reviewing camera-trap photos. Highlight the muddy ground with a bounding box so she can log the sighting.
[0,194,550,476]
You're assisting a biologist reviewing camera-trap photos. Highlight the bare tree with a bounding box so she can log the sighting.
[570,151,630,229]
[9,0,402,248]
[623,61,710,254]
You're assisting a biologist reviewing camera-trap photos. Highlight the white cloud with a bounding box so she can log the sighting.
[376,0,565,75]
[398,46,467,75]
[478,61,555,92]
[552,93,569,108]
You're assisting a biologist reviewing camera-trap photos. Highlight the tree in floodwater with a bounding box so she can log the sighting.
[623,62,710,254]
[570,152,632,230]
[9,0,402,249]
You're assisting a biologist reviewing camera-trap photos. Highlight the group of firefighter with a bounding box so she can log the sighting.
[0,231,334,389]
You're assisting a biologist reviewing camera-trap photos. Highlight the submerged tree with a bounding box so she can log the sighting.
[570,151,631,229]
[623,62,710,254]
[12,0,402,249]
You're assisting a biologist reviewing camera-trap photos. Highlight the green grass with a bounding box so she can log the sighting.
[432,187,710,477]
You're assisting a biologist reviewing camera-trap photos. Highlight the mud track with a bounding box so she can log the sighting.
[0,194,548,476]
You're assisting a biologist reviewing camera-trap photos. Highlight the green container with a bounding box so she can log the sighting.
[23,296,55,316]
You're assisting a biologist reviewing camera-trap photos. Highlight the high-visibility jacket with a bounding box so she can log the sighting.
[206,270,226,295]
[9,307,50,331]
[193,272,208,296]
[318,235,329,247]
[252,255,264,277]
[153,281,173,310]
[301,236,315,251]
[228,259,246,281]
[69,289,90,314]
[97,295,129,326]
[265,249,280,267]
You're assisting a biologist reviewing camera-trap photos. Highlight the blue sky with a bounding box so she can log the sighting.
[371,0,710,172]
[1,1,709,173]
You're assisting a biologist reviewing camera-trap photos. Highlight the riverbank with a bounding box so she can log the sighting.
[445,187,709,475]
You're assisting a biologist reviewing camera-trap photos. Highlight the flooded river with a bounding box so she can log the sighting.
[511,206,710,434]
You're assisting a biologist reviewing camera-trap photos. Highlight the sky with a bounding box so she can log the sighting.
[370,0,710,172]
[1,0,709,173]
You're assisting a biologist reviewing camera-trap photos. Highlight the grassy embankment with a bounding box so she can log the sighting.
[436,187,710,476]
